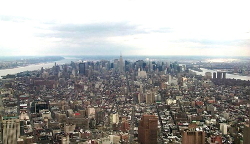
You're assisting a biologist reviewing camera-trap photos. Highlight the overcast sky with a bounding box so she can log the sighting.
[0,0,249,56]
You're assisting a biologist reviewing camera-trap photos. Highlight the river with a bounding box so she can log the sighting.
[0,57,80,78]
[192,68,250,81]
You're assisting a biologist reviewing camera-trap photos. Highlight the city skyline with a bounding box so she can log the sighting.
[1,56,250,143]
[0,0,250,56]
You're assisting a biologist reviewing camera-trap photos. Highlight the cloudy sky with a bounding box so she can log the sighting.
[0,0,249,56]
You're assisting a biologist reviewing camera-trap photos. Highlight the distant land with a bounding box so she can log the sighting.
[0,56,64,70]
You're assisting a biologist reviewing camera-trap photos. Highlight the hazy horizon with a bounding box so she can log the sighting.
[1,55,250,62]
[0,0,250,56]
[1,55,250,58]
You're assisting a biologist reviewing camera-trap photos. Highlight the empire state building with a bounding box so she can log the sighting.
[119,53,124,73]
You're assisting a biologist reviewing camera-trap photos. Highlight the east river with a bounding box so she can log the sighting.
[191,68,250,81]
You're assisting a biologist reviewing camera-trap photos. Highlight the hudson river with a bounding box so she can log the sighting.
[0,57,79,78]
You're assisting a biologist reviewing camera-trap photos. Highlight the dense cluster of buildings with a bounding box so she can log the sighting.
[0,55,249,144]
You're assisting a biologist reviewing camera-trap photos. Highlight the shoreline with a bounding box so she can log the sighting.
[0,56,65,71]
[191,68,250,81]
[0,57,80,79]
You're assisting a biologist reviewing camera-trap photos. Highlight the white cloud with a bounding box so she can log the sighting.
[0,0,249,56]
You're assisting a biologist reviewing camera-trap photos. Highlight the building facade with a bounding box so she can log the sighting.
[182,131,205,144]
[1,116,20,144]
[138,114,158,144]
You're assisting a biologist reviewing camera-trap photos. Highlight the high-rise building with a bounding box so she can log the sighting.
[119,54,124,73]
[79,63,85,75]
[113,59,119,70]
[213,72,216,79]
[125,60,130,72]
[222,72,226,79]
[138,114,158,144]
[1,116,20,144]
[182,130,205,144]
[177,66,182,73]
[145,91,155,104]
[217,72,222,79]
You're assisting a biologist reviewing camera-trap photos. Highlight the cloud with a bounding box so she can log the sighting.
[31,22,174,56]
[29,22,148,56]
[25,22,145,56]
[0,15,30,22]
[150,27,173,33]
[36,22,174,39]
[35,39,137,56]
[36,22,143,38]
[175,39,246,47]
[238,39,250,47]
[0,1,249,57]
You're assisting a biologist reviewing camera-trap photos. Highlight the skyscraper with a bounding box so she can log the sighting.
[79,62,85,75]
[119,53,124,73]
[145,91,155,104]
[217,72,222,79]
[213,72,216,79]
[138,114,158,144]
[222,72,226,79]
